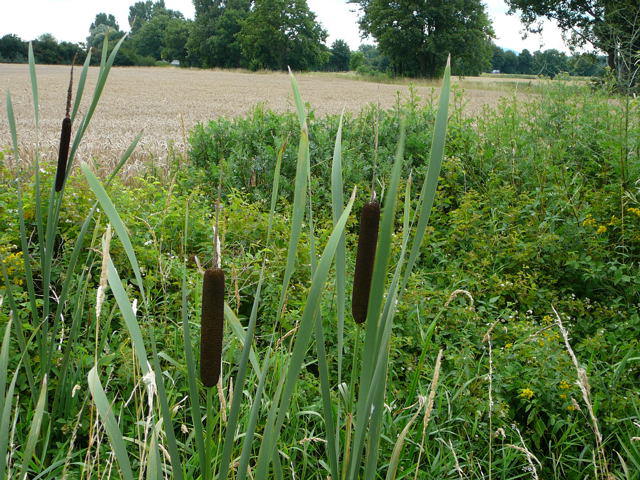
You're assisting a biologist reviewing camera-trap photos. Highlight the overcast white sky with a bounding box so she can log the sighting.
[0,0,572,53]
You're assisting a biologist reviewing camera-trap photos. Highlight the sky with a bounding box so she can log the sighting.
[0,0,572,53]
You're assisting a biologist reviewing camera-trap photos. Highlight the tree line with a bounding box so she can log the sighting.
[490,45,607,77]
[0,0,636,84]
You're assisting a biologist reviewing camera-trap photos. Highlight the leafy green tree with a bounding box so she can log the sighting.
[518,48,533,74]
[134,14,172,59]
[491,44,505,71]
[505,0,640,85]
[188,0,251,68]
[329,39,351,71]
[502,50,519,74]
[349,50,365,71]
[239,0,328,71]
[532,49,569,77]
[358,44,390,72]
[129,1,158,33]
[0,34,26,62]
[350,0,493,76]
[163,18,193,64]
[87,13,124,49]
[129,0,184,33]
[569,53,604,76]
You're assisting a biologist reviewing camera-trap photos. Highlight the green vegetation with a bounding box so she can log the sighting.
[349,0,494,76]
[490,46,607,77]
[1,39,639,479]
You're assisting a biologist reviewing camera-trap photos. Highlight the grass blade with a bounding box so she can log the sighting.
[88,366,134,480]
[19,375,47,480]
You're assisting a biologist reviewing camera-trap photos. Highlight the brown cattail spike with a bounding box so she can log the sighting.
[352,200,380,324]
[55,63,74,193]
[55,117,71,192]
[200,267,225,387]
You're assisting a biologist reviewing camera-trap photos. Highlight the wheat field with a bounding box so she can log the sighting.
[0,63,518,173]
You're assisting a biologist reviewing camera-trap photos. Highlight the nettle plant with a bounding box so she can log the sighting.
[1,36,452,479]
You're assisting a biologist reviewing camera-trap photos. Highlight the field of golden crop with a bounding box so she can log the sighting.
[0,63,525,173]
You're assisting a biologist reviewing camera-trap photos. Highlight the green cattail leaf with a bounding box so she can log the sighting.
[68,34,127,171]
[0,369,18,480]
[19,375,47,480]
[181,270,208,480]
[235,352,271,480]
[402,56,451,291]
[106,257,149,375]
[88,367,135,480]
[254,188,357,479]
[6,92,38,325]
[146,423,162,480]
[71,50,91,124]
[348,121,406,480]
[27,42,39,129]
[82,163,146,303]
[276,74,310,325]
[0,319,11,414]
[149,335,183,480]
[331,111,346,385]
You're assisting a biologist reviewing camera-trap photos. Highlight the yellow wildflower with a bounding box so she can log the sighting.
[519,388,534,400]
[559,380,570,389]
[596,225,607,234]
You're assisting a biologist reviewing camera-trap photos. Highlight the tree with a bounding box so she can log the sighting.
[329,39,351,71]
[0,34,26,62]
[505,0,640,87]
[87,13,124,49]
[163,18,193,64]
[134,14,172,59]
[350,0,494,77]
[532,49,569,77]
[239,0,328,71]
[502,50,519,74]
[491,44,505,71]
[518,48,533,74]
[188,0,251,68]
[129,1,183,33]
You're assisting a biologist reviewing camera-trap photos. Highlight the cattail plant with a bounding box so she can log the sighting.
[200,175,225,388]
[55,62,74,192]
[351,198,380,324]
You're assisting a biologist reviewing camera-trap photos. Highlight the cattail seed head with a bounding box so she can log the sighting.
[352,200,380,324]
[200,267,225,387]
[55,117,71,192]
[55,63,74,193]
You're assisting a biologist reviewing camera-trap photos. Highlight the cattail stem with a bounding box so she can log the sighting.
[351,200,380,324]
[200,267,225,387]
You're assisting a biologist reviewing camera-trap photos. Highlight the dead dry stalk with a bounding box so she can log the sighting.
[552,305,610,479]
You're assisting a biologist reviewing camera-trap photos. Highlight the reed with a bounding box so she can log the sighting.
[351,200,380,324]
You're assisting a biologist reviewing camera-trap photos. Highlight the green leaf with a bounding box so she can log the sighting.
[88,367,134,480]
